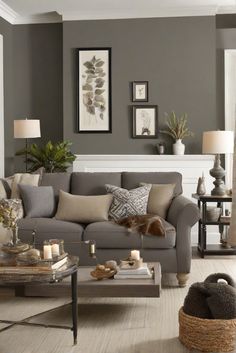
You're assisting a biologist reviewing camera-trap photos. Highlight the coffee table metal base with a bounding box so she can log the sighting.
[0,270,78,345]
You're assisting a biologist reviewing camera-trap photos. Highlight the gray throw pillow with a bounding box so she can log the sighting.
[19,184,55,218]
[105,184,151,221]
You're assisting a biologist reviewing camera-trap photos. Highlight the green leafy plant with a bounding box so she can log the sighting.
[15,141,76,173]
[160,111,194,141]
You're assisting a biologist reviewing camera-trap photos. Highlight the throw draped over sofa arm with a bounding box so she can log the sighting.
[167,195,200,282]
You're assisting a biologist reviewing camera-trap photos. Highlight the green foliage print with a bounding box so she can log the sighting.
[82,55,106,120]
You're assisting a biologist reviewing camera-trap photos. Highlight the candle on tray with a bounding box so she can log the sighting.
[89,241,96,256]
[131,250,140,260]
[43,245,52,259]
[51,243,60,257]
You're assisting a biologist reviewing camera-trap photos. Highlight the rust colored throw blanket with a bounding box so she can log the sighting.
[116,214,165,237]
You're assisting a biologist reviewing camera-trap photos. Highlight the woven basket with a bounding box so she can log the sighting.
[179,307,236,352]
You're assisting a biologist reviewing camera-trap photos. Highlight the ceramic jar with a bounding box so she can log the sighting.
[173,139,185,155]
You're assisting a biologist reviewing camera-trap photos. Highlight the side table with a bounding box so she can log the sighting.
[192,194,236,258]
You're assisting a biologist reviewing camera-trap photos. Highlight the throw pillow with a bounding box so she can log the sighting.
[0,175,14,199]
[0,180,7,200]
[19,184,55,218]
[11,173,40,199]
[55,190,113,223]
[140,183,175,219]
[105,184,151,221]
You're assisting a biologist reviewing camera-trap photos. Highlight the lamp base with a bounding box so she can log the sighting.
[210,154,226,196]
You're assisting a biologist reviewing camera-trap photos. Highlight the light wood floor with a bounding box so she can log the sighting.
[0,256,236,353]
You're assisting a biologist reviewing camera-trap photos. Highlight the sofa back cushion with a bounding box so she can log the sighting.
[71,172,121,195]
[122,172,182,197]
[40,173,71,200]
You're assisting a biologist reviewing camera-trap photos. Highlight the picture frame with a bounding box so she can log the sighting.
[77,47,112,133]
[132,81,148,102]
[132,105,158,138]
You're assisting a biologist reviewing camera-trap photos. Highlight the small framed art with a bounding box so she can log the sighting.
[132,81,148,102]
[132,105,158,138]
[77,47,112,133]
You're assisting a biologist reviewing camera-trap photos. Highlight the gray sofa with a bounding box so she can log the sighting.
[18,171,200,286]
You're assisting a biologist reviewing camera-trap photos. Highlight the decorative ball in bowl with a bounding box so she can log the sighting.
[90,264,117,280]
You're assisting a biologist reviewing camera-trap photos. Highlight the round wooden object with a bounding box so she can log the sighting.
[90,268,117,280]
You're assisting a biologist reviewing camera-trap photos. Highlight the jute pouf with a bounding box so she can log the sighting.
[179,307,236,352]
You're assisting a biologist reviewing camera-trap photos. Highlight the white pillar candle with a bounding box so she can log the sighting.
[90,243,96,255]
[43,245,52,259]
[51,243,60,257]
[131,250,140,260]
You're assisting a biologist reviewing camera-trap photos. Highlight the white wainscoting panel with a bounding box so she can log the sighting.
[73,154,216,244]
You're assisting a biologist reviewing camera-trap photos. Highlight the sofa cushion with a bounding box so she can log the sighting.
[71,172,121,195]
[19,185,55,218]
[83,221,142,249]
[122,172,182,197]
[18,218,84,244]
[106,184,151,221]
[11,173,40,199]
[40,173,71,200]
[83,220,175,249]
[140,183,175,219]
[55,190,113,223]
[142,219,176,249]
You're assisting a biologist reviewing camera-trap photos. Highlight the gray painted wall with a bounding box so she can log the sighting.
[0,17,14,175]
[63,16,217,155]
[0,21,63,175]
[12,23,63,173]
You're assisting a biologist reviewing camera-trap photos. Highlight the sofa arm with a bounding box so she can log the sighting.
[167,195,200,275]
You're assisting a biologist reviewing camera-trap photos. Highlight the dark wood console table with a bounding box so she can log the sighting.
[192,194,236,258]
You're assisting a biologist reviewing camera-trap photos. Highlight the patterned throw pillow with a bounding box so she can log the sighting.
[105,184,151,221]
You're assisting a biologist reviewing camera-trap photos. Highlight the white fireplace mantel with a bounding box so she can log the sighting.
[73,154,215,200]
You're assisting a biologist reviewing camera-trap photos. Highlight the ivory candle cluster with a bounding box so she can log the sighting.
[43,245,52,260]
[130,250,140,260]
[43,243,60,259]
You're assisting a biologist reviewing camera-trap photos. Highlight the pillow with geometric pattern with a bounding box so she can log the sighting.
[105,184,151,221]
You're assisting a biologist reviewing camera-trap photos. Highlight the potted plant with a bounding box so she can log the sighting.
[15,140,76,173]
[160,111,194,155]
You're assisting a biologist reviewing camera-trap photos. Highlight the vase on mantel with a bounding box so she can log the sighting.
[173,139,185,155]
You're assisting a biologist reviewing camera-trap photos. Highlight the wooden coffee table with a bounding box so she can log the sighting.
[23,262,161,298]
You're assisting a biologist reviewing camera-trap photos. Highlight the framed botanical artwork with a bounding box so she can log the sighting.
[132,105,158,138]
[132,81,148,102]
[77,47,112,133]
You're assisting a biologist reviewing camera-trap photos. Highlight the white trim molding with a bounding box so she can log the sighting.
[0,35,4,177]
[0,0,18,24]
[0,1,235,25]
[62,6,217,22]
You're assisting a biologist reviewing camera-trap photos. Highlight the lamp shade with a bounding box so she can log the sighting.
[202,130,234,154]
[14,119,41,138]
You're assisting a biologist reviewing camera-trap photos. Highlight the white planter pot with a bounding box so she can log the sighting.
[173,139,185,155]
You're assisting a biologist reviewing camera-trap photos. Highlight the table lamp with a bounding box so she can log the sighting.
[202,130,234,196]
[14,118,41,171]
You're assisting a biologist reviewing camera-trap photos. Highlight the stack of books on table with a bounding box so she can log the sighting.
[114,263,152,279]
